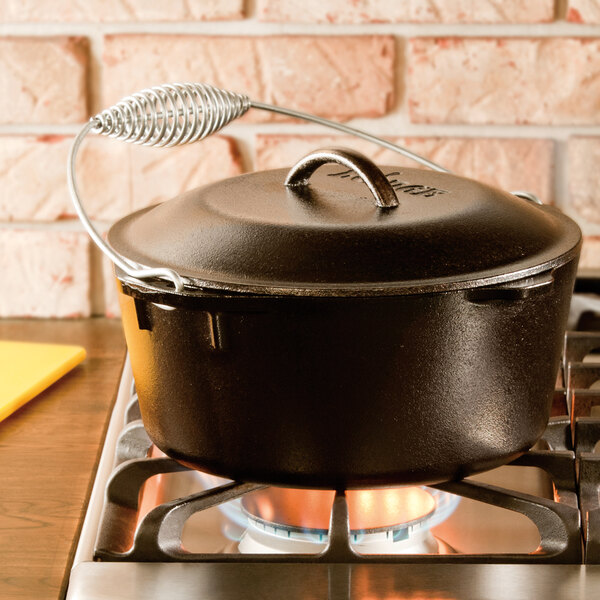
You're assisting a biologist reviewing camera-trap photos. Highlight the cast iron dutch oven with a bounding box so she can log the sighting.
[100,146,580,489]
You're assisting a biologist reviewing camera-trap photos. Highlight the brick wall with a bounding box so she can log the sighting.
[1,0,600,317]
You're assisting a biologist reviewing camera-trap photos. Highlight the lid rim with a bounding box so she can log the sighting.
[114,241,580,298]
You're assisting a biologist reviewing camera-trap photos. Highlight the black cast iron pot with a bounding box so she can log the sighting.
[106,148,581,489]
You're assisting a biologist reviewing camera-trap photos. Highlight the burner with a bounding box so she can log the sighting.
[242,487,437,532]
[191,473,460,555]
[238,486,458,554]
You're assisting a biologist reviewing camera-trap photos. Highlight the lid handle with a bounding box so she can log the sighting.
[284,148,399,209]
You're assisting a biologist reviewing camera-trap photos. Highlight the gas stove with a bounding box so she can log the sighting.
[66,285,600,599]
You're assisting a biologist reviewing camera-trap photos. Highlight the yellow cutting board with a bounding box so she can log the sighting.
[0,340,86,422]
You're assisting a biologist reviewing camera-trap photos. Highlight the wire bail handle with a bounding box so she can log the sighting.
[68,82,542,293]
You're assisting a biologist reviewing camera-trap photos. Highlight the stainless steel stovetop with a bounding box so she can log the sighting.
[66,297,600,599]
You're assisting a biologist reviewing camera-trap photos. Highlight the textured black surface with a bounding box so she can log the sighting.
[117,258,578,488]
[107,165,580,296]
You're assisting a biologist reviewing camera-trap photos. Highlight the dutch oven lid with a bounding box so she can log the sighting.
[107,148,581,296]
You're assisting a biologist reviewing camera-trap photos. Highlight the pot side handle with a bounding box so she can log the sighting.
[285,148,399,209]
[465,271,555,302]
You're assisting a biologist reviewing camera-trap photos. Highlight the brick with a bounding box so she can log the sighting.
[86,135,243,219]
[0,230,90,318]
[408,38,600,125]
[77,137,131,221]
[0,136,74,221]
[256,135,554,204]
[0,37,88,124]
[77,135,243,219]
[0,0,244,22]
[0,135,242,222]
[259,0,554,23]
[129,137,244,212]
[580,238,600,268]
[0,136,131,222]
[102,35,395,121]
[567,0,600,23]
[568,137,600,224]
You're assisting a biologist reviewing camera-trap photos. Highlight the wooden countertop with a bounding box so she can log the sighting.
[0,319,126,600]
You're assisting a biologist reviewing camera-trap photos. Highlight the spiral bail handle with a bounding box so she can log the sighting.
[68,81,542,294]
[92,83,251,147]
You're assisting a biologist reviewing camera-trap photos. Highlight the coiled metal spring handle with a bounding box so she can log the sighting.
[68,81,541,293]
